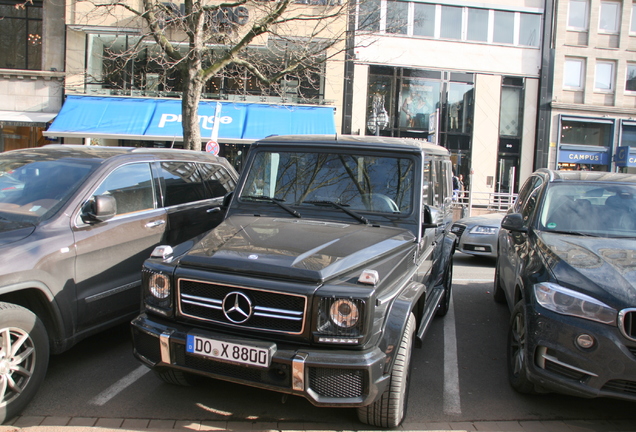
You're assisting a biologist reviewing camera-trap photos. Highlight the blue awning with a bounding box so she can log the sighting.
[44,95,336,142]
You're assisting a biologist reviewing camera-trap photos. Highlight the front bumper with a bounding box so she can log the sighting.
[523,302,636,401]
[131,313,390,407]
[456,233,497,257]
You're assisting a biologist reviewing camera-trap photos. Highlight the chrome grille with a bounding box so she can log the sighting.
[178,279,306,334]
[601,379,636,396]
[619,309,636,342]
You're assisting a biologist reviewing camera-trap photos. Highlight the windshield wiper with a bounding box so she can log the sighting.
[241,195,301,218]
[303,200,369,225]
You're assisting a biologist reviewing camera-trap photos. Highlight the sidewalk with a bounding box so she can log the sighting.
[2,416,636,432]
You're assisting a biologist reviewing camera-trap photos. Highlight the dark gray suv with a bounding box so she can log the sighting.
[131,135,456,427]
[0,145,238,423]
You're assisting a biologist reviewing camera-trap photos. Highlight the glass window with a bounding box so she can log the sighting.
[595,61,614,91]
[414,3,435,37]
[623,124,636,146]
[198,163,236,197]
[500,86,522,137]
[94,164,155,215]
[358,0,381,32]
[241,151,415,214]
[632,3,636,33]
[386,0,408,35]
[627,64,636,92]
[399,79,440,130]
[493,10,514,44]
[599,1,620,33]
[440,6,462,40]
[564,58,585,89]
[561,120,612,146]
[568,0,588,30]
[160,161,208,206]
[467,8,488,42]
[519,13,541,47]
[447,82,474,134]
[0,0,42,70]
[366,75,393,135]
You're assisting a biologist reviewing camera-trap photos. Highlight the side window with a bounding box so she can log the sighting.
[431,158,442,207]
[442,159,453,203]
[513,175,541,213]
[160,161,207,206]
[521,184,542,226]
[198,162,236,198]
[93,163,154,215]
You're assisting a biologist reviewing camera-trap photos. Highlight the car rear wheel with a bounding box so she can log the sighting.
[0,302,49,424]
[493,259,506,304]
[507,300,536,394]
[153,368,200,386]
[357,313,414,428]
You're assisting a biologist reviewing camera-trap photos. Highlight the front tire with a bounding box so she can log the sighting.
[357,313,415,428]
[507,300,536,394]
[0,302,50,424]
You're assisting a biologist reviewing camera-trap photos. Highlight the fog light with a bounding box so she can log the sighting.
[576,334,595,349]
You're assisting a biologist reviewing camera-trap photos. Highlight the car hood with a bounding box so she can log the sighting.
[0,219,36,246]
[177,215,416,283]
[537,231,636,305]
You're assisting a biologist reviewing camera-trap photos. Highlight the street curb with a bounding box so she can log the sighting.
[2,417,636,432]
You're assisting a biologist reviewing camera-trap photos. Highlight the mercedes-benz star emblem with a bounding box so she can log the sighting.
[222,291,253,324]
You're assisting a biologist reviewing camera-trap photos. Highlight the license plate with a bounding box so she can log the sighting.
[186,334,273,368]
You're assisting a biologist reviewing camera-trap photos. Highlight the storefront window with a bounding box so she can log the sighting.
[446,82,474,134]
[366,74,394,135]
[0,0,42,70]
[561,120,612,146]
[622,124,636,146]
[399,79,440,130]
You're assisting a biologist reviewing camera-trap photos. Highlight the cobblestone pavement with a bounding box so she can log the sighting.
[1,416,636,432]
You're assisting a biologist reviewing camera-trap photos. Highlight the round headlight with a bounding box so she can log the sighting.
[148,273,170,299]
[330,299,359,328]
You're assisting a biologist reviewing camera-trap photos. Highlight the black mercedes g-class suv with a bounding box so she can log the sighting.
[131,135,456,427]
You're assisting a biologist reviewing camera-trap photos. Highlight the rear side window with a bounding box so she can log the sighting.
[160,161,208,207]
[198,162,236,198]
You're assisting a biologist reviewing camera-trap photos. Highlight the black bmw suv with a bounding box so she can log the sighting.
[495,168,636,402]
[0,145,237,423]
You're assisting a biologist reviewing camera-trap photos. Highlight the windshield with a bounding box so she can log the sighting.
[0,156,97,224]
[539,182,636,237]
[240,151,415,215]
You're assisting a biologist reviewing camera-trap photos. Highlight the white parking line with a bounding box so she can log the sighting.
[443,294,462,415]
[89,365,151,406]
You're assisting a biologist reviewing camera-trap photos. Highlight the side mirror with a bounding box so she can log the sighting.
[501,213,527,233]
[82,195,117,223]
[422,205,443,229]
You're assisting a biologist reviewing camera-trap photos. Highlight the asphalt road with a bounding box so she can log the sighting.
[15,253,636,428]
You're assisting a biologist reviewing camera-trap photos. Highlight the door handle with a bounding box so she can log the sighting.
[207,207,221,214]
[145,220,166,228]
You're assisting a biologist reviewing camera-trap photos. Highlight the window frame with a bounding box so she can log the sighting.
[626,63,636,93]
[598,0,621,34]
[631,2,636,34]
[567,0,589,31]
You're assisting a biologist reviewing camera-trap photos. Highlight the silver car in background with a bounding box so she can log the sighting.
[451,212,504,258]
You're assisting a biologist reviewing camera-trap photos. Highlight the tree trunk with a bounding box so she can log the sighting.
[181,67,204,151]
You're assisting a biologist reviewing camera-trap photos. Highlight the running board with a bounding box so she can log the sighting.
[415,286,444,343]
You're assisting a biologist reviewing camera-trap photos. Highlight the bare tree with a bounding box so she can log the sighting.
[72,0,355,149]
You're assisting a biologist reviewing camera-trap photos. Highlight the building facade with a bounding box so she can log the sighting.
[0,0,65,151]
[548,0,636,173]
[345,0,546,198]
